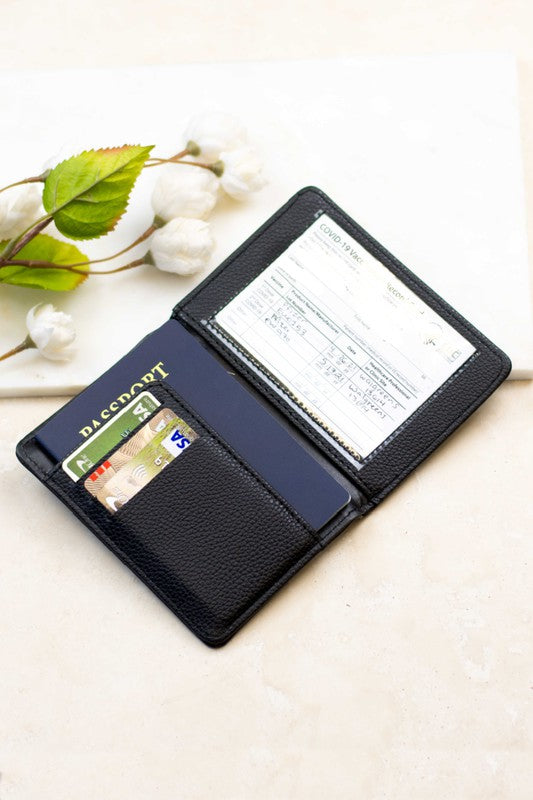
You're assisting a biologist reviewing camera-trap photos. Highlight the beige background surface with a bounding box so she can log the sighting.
[0,2,532,799]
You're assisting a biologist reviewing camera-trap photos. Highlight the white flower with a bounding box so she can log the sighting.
[0,185,43,239]
[184,112,247,161]
[147,218,215,276]
[219,147,266,200]
[26,303,76,361]
[151,164,219,222]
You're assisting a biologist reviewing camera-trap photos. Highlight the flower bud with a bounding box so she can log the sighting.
[184,112,247,161]
[219,147,266,200]
[147,217,215,276]
[26,303,76,361]
[151,164,219,222]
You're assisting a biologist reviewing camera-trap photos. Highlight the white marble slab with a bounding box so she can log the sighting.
[0,53,530,396]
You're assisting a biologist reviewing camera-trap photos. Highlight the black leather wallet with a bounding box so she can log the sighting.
[16,187,511,646]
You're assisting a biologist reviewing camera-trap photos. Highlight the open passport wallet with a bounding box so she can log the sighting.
[17,188,511,646]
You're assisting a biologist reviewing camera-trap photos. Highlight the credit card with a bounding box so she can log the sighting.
[83,408,179,496]
[62,391,160,480]
[95,417,198,513]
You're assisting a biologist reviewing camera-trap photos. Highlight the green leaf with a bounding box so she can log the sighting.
[0,235,88,291]
[42,144,153,240]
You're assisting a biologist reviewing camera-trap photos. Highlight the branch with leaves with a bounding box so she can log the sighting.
[0,112,266,363]
[0,146,153,291]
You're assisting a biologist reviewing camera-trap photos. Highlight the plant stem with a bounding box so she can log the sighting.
[0,336,35,362]
[0,223,154,272]
[0,216,52,263]
[144,157,214,171]
[11,217,52,255]
[68,258,146,275]
[169,148,190,160]
[145,148,189,166]
[0,225,155,273]
[0,257,146,276]
[0,175,46,195]
[84,258,146,275]
[76,225,155,266]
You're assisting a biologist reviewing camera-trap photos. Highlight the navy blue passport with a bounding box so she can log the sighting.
[36,320,350,530]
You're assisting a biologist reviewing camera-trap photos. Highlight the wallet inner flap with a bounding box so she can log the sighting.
[175,187,511,501]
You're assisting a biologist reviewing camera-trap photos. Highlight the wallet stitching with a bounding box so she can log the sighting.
[360,350,479,463]
[21,374,353,643]
[370,351,511,503]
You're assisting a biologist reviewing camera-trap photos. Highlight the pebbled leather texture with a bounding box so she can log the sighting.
[16,187,511,646]
[49,436,319,647]
[43,382,331,646]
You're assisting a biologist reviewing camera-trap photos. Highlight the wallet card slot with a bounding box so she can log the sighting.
[27,317,361,526]
[115,434,317,608]
[145,379,356,533]
[141,381,322,535]
[47,412,319,647]
[43,377,348,537]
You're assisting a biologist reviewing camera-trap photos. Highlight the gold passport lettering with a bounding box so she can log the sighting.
[78,361,169,438]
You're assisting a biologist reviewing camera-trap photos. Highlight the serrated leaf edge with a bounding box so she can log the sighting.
[43,144,154,240]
